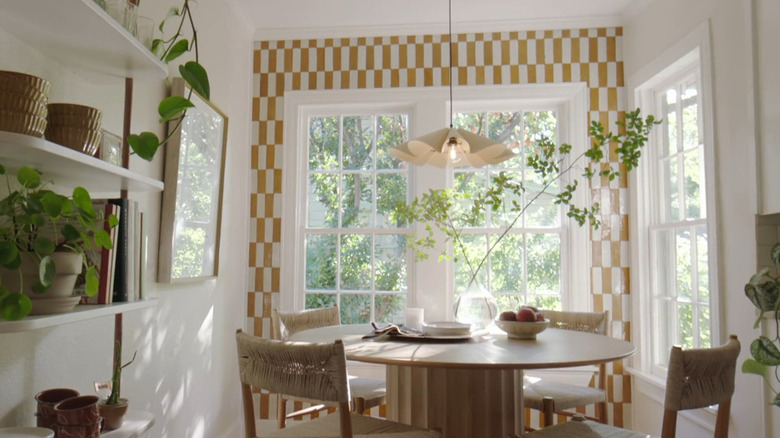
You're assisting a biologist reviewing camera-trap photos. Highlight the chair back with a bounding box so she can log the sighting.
[272,306,341,341]
[541,310,609,335]
[661,334,740,438]
[236,329,353,438]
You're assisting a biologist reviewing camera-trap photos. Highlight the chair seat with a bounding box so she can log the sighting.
[348,376,387,410]
[267,412,439,437]
[524,380,606,410]
[523,419,652,438]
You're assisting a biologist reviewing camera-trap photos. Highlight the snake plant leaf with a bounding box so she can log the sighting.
[128,132,160,162]
[158,96,194,123]
[0,292,31,321]
[38,255,55,288]
[179,61,210,100]
[84,266,99,297]
[0,241,19,266]
[32,237,55,255]
[751,336,780,366]
[16,166,41,189]
[742,358,767,376]
[164,39,189,63]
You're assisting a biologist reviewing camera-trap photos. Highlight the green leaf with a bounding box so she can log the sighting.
[32,237,55,255]
[0,241,19,266]
[61,224,81,243]
[94,229,112,249]
[85,266,99,297]
[741,358,767,376]
[159,6,181,32]
[750,336,780,366]
[772,242,780,267]
[745,282,780,316]
[0,164,5,174]
[39,255,55,288]
[108,214,119,228]
[180,61,210,100]
[127,132,160,162]
[17,166,41,189]
[40,192,64,219]
[72,187,93,215]
[164,39,189,63]
[31,281,49,294]
[0,293,32,321]
[158,96,194,123]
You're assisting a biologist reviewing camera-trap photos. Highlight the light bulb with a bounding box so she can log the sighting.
[445,137,462,164]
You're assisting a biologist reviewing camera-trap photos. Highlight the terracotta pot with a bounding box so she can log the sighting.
[99,399,128,431]
[54,395,100,426]
[56,422,100,438]
[34,388,79,431]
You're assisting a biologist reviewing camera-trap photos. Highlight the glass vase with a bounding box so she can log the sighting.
[454,281,498,329]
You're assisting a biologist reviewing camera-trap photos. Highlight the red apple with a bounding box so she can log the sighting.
[535,312,545,321]
[516,307,536,322]
[498,311,517,321]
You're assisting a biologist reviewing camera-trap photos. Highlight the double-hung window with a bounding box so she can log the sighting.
[282,85,590,322]
[633,46,718,376]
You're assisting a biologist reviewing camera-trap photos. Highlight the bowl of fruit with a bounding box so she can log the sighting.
[495,306,549,340]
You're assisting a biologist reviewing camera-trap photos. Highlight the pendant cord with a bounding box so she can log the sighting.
[448,0,453,128]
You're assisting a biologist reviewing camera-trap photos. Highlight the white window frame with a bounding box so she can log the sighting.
[281,83,591,320]
[630,22,720,382]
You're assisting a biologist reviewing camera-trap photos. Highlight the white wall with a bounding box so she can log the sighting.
[623,0,767,436]
[0,1,253,437]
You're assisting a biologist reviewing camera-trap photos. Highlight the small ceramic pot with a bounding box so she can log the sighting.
[99,399,128,431]
[34,388,79,430]
[54,395,100,426]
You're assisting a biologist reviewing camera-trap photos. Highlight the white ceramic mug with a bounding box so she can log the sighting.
[404,307,424,332]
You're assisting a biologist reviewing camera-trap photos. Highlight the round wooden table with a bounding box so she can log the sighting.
[291,323,635,438]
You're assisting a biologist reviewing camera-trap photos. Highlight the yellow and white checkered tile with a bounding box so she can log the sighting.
[249,26,631,427]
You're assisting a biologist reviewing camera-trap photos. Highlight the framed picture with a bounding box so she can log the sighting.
[100,130,123,166]
[157,78,228,283]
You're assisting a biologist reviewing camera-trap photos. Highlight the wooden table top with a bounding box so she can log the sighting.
[290,323,635,370]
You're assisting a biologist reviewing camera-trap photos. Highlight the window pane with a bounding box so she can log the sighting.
[527,295,562,311]
[305,235,337,290]
[489,233,525,292]
[681,83,699,148]
[343,115,374,171]
[376,173,407,228]
[654,298,675,368]
[454,171,487,228]
[495,294,524,313]
[676,229,692,301]
[375,293,406,324]
[662,157,680,222]
[453,112,484,134]
[698,304,711,348]
[524,184,560,227]
[307,173,339,228]
[489,171,523,227]
[340,294,371,324]
[305,293,337,309]
[523,112,559,197]
[376,115,408,170]
[341,173,373,228]
[654,229,677,298]
[697,227,709,302]
[375,235,407,292]
[677,302,693,349]
[488,111,525,169]
[455,234,488,291]
[527,233,561,294]
[340,234,372,290]
[683,148,705,220]
[663,88,678,156]
[309,116,339,170]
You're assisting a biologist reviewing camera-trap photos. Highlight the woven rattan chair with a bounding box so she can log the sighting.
[236,329,439,438]
[523,334,741,438]
[271,307,386,428]
[523,310,610,427]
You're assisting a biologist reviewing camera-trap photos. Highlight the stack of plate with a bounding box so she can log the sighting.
[0,71,51,137]
[45,103,103,156]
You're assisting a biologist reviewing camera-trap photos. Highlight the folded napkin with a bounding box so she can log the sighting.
[362,322,423,339]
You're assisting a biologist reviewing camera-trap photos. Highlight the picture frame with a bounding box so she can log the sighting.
[157,78,228,283]
[99,130,123,166]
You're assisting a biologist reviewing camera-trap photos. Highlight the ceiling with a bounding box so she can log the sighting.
[227,0,648,40]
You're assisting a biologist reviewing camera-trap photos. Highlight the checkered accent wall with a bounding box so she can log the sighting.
[251,27,632,427]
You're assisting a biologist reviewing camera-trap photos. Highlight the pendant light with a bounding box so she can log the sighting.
[389,0,516,168]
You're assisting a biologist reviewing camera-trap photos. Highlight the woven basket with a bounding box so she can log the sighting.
[45,125,102,156]
[0,71,50,100]
[0,90,48,118]
[0,109,47,137]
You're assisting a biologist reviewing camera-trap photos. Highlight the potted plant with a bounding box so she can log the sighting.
[393,109,659,327]
[0,164,118,321]
[742,242,780,408]
[97,340,137,431]
[127,0,210,162]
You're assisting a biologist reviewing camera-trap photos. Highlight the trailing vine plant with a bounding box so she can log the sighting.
[128,0,210,161]
[742,242,780,408]
[392,109,660,291]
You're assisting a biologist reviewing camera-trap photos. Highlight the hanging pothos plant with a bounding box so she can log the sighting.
[128,0,210,162]
[392,109,660,294]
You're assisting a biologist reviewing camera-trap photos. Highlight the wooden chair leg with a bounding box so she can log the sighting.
[661,408,678,438]
[277,395,287,429]
[595,399,607,423]
[714,400,731,438]
[542,396,555,427]
[352,397,365,414]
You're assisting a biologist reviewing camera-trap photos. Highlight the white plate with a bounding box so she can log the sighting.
[0,427,54,438]
[422,321,472,336]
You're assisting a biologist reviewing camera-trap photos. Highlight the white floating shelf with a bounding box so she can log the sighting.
[0,299,157,334]
[0,131,163,193]
[102,410,155,438]
[0,0,167,81]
